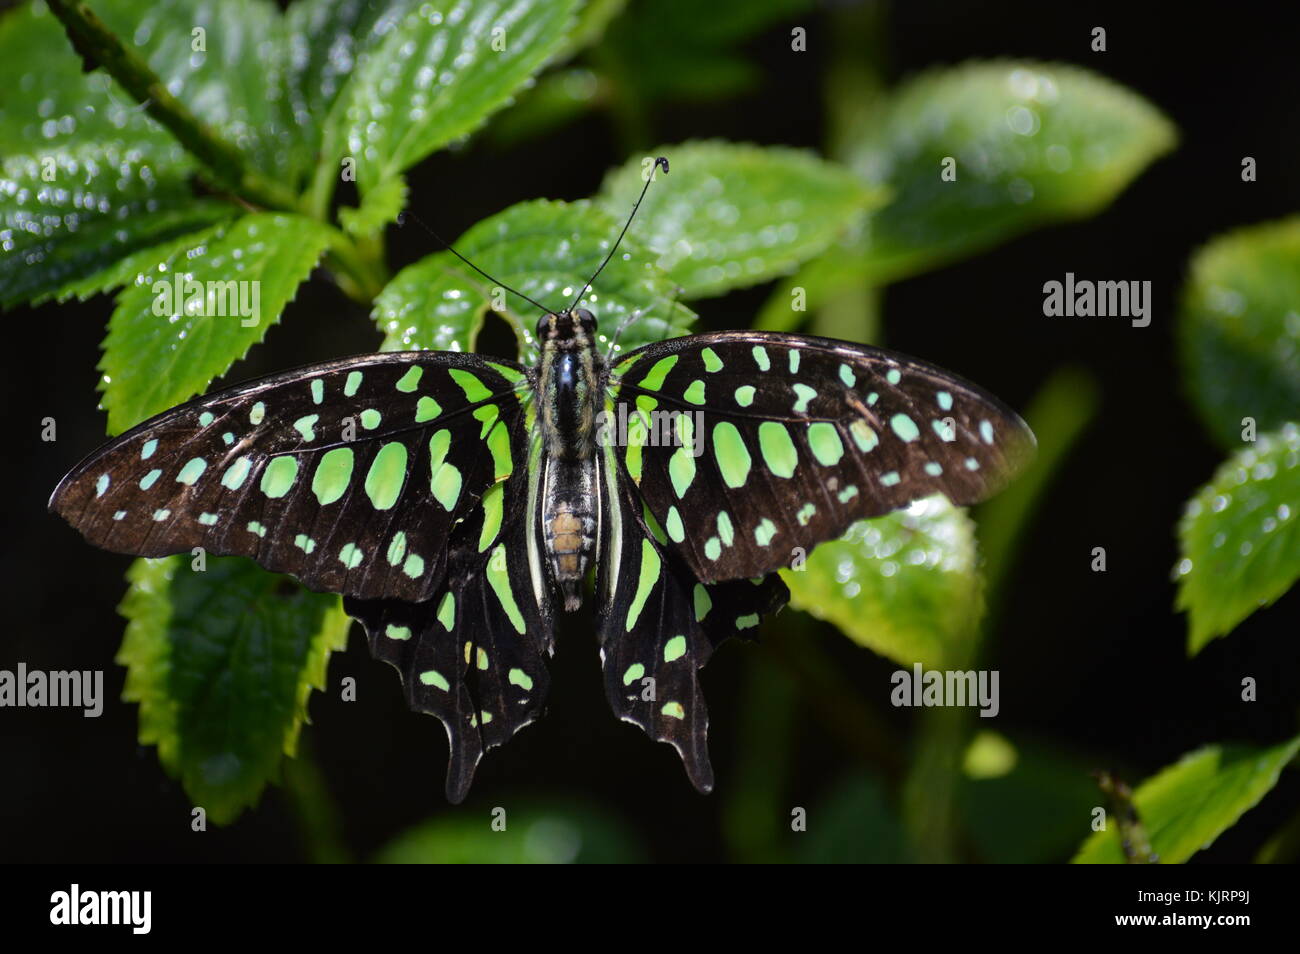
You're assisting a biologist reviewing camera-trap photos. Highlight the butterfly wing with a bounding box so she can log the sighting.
[594,436,788,792]
[607,331,1035,582]
[346,437,555,803]
[50,351,529,603]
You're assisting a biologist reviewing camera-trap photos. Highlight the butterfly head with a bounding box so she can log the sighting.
[537,308,597,346]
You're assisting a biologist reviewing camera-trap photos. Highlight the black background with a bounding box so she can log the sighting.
[3,0,1298,863]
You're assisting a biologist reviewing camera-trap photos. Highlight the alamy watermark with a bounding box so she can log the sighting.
[0,664,103,717]
[152,274,261,327]
[50,885,151,934]
[595,404,705,457]
[1042,272,1151,327]
[891,664,1000,717]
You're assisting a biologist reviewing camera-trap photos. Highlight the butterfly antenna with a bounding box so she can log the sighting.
[400,207,556,316]
[569,156,668,313]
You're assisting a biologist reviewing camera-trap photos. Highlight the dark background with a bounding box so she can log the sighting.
[3,0,1298,862]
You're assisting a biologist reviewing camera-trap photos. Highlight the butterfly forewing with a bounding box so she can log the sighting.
[608,331,1035,582]
[595,439,789,791]
[50,352,530,603]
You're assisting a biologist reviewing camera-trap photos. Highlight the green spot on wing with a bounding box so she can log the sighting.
[626,539,661,631]
[663,635,687,663]
[807,422,845,466]
[638,355,678,390]
[311,447,354,505]
[365,442,409,510]
[487,545,527,634]
[220,458,250,490]
[713,422,752,488]
[450,368,493,403]
[793,383,817,413]
[693,584,711,621]
[415,396,442,423]
[395,366,423,392]
[176,458,207,486]
[420,670,450,691]
[260,456,299,498]
[758,421,798,478]
[479,483,504,551]
[437,591,455,630]
[293,414,318,441]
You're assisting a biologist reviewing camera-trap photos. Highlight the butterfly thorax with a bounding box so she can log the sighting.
[535,309,603,611]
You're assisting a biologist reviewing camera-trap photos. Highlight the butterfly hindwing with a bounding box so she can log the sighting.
[595,439,789,792]
[50,352,529,602]
[346,455,554,803]
[608,331,1035,582]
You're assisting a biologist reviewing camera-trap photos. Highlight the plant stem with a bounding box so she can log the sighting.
[45,0,299,212]
[282,741,352,864]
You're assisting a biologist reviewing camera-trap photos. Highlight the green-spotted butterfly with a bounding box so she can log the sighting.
[50,158,1034,801]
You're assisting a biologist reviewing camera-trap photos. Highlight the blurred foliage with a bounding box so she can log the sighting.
[599,141,884,298]
[1178,218,1300,450]
[1173,218,1300,652]
[1073,736,1300,864]
[783,497,980,670]
[376,804,646,863]
[6,0,1296,863]
[1175,424,1300,654]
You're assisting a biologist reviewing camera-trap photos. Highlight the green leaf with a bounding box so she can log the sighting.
[755,239,868,331]
[46,220,233,304]
[1178,218,1300,449]
[1073,736,1300,864]
[599,141,882,299]
[1175,423,1300,653]
[847,61,1176,282]
[338,175,407,238]
[100,212,334,433]
[97,0,310,184]
[375,804,645,863]
[0,145,233,308]
[285,0,416,162]
[782,495,981,669]
[328,0,579,191]
[117,556,351,826]
[0,1,185,158]
[373,198,695,353]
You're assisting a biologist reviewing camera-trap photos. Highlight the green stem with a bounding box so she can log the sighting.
[723,651,797,863]
[282,741,352,864]
[45,0,299,212]
[323,227,389,304]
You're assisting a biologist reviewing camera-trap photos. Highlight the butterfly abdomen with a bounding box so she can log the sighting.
[535,312,603,610]
[540,458,598,611]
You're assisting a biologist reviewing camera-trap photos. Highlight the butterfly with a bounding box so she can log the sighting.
[49,159,1035,802]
